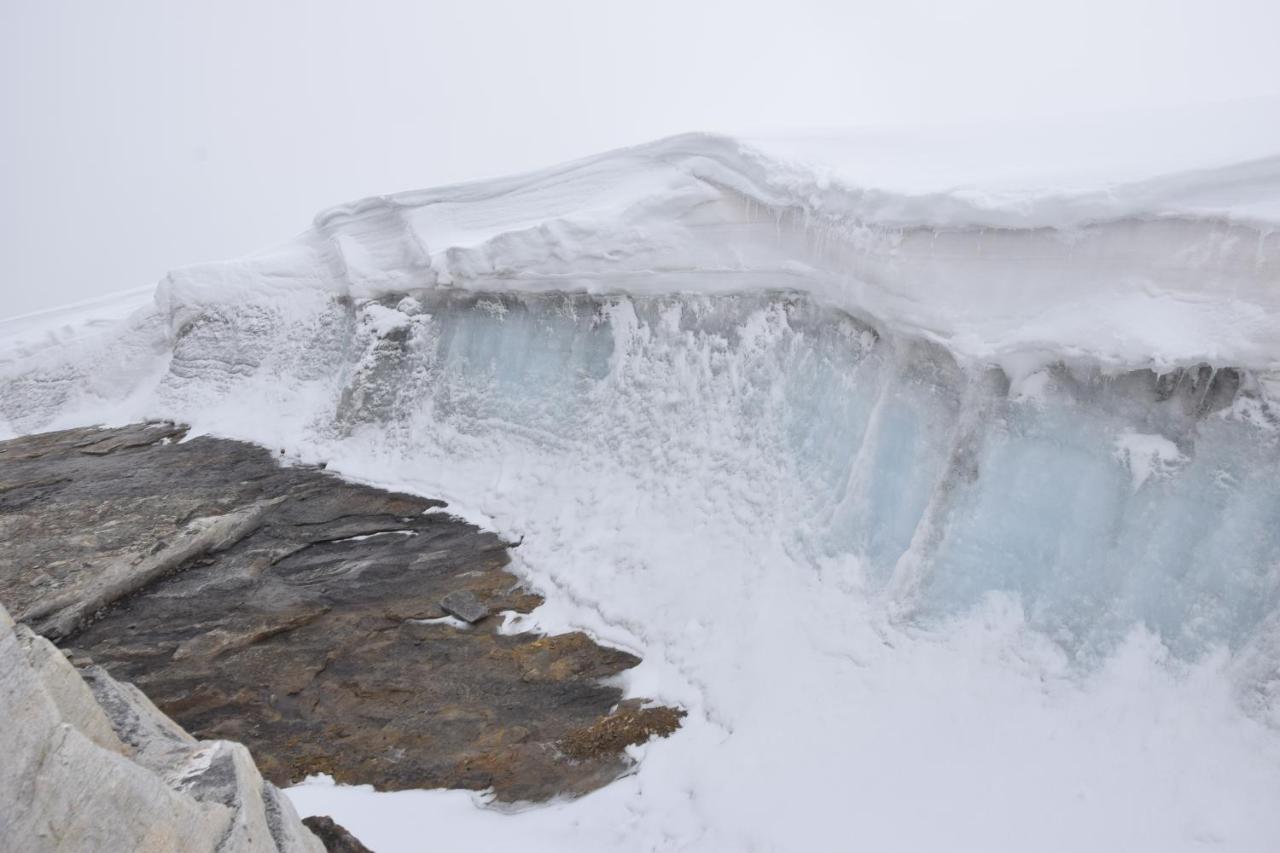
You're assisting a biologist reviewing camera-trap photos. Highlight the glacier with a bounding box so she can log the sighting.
[4,107,1280,850]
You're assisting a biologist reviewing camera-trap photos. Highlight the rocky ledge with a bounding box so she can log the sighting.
[0,599,327,851]
[0,423,682,848]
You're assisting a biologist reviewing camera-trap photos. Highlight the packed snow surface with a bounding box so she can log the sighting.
[5,101,1280,850]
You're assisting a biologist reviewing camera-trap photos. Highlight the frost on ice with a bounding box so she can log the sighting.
[1113,430,1187,490]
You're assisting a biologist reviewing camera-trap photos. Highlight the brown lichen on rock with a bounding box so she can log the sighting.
[560,699,686,760]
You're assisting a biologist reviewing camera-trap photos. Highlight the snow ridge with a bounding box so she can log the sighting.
[126,126,1280,379]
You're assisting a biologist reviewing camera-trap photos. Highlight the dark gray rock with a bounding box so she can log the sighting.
[440,589,491,623]
[301,816,374,853]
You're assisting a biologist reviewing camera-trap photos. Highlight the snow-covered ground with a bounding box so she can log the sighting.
[5,101,1280,851]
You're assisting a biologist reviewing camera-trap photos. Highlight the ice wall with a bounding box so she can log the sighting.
[223,290,1280,663]
[7,285,1276,669]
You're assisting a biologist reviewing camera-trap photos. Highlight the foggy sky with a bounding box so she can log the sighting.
[3,0,1279,317]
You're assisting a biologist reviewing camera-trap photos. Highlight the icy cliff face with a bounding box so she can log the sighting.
[5,114,1280,849]
[9,286,1277,655]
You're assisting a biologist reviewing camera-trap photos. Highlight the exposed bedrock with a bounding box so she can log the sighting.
[0,423,682,807]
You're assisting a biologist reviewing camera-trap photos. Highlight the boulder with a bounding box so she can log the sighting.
[0,602,330,852]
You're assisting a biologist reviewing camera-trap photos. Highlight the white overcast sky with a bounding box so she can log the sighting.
[3,0,1279,317]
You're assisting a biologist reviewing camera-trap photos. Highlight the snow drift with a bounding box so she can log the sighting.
[4,104,1280,850]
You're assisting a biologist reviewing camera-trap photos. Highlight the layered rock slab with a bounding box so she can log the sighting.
[0,601,326,852]
[0,423,680,803]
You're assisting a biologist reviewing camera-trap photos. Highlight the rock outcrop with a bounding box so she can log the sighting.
[299,818,373,853]
[0,423,682,806]
[0,600,327,852]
